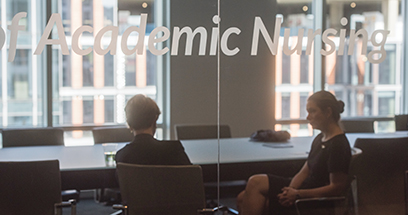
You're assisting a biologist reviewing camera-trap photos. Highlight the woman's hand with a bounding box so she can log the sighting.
[277,187,299,207]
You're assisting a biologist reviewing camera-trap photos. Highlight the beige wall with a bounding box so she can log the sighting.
[169,0,277,139]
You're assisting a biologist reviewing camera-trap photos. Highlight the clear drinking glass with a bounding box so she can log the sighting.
[102,143,118,167]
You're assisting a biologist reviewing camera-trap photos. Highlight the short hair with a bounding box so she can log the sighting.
[125,94,161,130]
[308,91,345,122]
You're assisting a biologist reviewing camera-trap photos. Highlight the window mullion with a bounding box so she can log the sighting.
[313,0,325,92]
[46,0,53,127]
[403,0,408,113]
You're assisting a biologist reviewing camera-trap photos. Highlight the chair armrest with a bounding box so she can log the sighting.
[295,196,346,204]
[216,205,239,214]
[295,196,346,215]
[55,199,77,215]
[112,204,128,215]
[197,205,239,215]
[197,208,217,215]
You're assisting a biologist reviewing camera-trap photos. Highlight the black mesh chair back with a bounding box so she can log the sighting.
[116,163,206,215]
[2,127,64,147]
[175,124,231,140]
[92,126,134,144]
[0,160,74,215]
[395,114,408,131]
[340,120,375,133]
[352,137,408,215]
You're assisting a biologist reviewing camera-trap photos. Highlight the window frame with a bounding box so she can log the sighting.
[275,0,408,128]
[2,0,407,135]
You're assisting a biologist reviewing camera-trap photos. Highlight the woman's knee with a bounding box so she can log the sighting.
[246,174,269,192]
[236,190,245,207]
[237,190,245,201]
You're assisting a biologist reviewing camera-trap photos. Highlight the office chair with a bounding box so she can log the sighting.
[340,120,375,133]
[2,127,65,147]
[352,137,408,215]
[1,127,80,202]
[0,160,76,215]
[175,124,232,140]
[113,163,237,215]
[92,126,134,144]
[92,126,134,204]
[175,124,246,203]
[405,170,408,215]
[295,148,362,215]
[395,114,408,131]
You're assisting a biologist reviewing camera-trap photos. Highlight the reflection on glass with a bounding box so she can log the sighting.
[325,1,402,127]
[376,120,395,133]
[275,123,312,137]
[52,0,159,139]
[275,0,403,134]
[275,1,314,137]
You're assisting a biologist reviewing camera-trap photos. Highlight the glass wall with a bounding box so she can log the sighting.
[325,0,402,132]
[274,0,404,134]
[274,0,314,136]
[0,0,46,127]
[0,0,407,213]
[0,0,162,144]
[1,0,405,138]
[53,0,158,130]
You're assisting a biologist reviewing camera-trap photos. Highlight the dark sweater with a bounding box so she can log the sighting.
[115,133,192,165]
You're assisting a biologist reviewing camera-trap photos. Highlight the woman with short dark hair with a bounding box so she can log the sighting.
[115,94,191,165]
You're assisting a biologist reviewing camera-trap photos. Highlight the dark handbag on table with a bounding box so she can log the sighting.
[250,129,291,142]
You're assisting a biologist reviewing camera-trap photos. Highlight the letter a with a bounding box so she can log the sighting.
[34,13,69,55]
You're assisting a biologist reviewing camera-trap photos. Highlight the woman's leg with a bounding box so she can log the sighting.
[237,174,270,215]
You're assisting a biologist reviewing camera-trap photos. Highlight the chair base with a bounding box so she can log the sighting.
[62,189,80,203]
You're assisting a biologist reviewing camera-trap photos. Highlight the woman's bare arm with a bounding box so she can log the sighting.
[289,162,309,189]
[297,172,349,198]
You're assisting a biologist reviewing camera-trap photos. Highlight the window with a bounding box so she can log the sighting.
[0,0,162,144]
[275,0,404,135]
[325,1,402,123]
[1,0,407,141]
[53,0,160,137]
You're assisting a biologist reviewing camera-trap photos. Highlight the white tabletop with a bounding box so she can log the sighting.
[181,131,408,165]
[182,136,312,164]
[0,131,406,170]
[0,144,112,170]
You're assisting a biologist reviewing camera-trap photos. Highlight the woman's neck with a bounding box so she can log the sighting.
[132,127,154,136]
[320,123,344,142]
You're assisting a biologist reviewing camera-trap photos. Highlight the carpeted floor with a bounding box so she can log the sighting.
[62,191,118,215]
[62,190,238,215]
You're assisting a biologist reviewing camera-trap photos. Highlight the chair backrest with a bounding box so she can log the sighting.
[395,114,408,131]
[0,160,62,215]
[352,137,408,215]
[295,149,362,215]
[340,120,375,133]
[405,170,408,215]
[175,124,231,140]
[2,127,64,147]
[92,126,134,144]
[116,163,206,215]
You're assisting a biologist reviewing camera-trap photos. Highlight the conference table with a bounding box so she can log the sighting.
[0,131,407,191]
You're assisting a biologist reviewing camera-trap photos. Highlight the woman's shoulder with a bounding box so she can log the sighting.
[329,133,351,151]
[158,139,184,149]
[330,133,349,143]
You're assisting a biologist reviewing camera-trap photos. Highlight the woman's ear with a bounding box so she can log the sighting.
[325,107,333,119]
